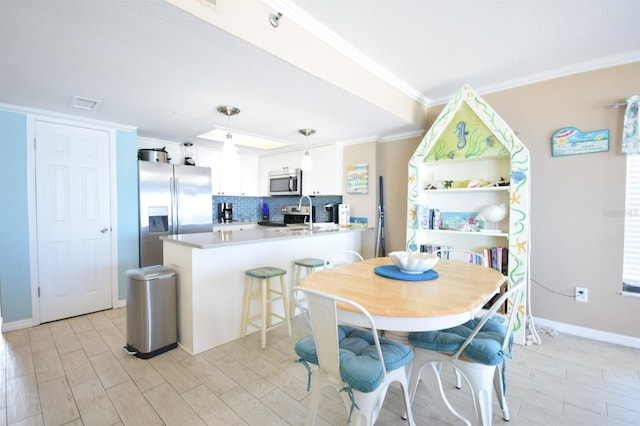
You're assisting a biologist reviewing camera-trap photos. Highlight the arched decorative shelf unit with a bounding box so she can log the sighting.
[406,84,531,345]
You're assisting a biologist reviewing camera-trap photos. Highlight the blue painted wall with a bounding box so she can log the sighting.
[116,129,139,300]
[0,111,31,322]
[0,109,138,324]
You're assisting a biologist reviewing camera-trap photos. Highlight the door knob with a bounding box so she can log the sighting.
[100,227,110,233]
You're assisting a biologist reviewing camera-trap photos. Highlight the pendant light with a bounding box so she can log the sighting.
[299,129,315,171]
[217,105,240,155]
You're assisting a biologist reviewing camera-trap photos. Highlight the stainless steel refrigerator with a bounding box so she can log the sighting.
[138,161,213,267]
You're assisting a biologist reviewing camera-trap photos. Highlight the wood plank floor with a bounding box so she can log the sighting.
[1,308,639,425]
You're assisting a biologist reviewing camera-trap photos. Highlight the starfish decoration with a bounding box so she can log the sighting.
[512,237,527,255]
[510,192,521,205]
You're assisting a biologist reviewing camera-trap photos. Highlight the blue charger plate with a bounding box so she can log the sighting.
[374,265,439,281]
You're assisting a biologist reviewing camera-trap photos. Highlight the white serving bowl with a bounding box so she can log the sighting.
[389,251,439,274]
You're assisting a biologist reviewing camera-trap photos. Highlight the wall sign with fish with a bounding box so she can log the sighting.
[551,127,609,157]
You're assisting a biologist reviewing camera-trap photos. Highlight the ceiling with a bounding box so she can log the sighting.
[1,0,639,155]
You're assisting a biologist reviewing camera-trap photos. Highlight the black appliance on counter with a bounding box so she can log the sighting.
[258,205,315,227]
[324,202,340,224]
[218,202,233,223]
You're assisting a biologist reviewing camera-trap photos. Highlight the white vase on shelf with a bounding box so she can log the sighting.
[477,204,507,232]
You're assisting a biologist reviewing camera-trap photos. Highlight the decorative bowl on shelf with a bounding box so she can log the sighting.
[389,251,439,274]
[476,204,507,232]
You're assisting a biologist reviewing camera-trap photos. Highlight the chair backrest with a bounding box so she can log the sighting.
[432,248,487,267]
[324,251,364,269]
[293,287,385,383]
[292,286,312,326]
[452,279,526,361]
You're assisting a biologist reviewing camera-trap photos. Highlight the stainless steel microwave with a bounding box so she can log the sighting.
[269,168,302,196]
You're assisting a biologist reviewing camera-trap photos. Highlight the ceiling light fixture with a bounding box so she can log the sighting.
[269,12,282,28]
[217,105,240,155]
[299,129,315,171]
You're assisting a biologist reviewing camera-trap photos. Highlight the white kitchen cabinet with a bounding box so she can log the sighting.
[302,145,341,195]
[406,84,530,344]
[207,151,260,196]
[259,144,341,196]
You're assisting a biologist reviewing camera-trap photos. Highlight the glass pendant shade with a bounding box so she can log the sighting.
[223,131,236,156]
[299,128,315,171]
[301,150,313,171]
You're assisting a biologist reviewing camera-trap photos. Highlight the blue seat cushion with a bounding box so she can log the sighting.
[295,325,414,393]
[408,316,512,366]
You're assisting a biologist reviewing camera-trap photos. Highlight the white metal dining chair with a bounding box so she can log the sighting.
[293,287,416,426]
[323,250,364,269]
[433,247,489,390]
[407,279,525,426]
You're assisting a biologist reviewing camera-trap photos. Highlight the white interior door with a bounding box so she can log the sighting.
[35,121,113,323]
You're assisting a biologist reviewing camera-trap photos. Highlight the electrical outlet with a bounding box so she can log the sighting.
[575,287,588,302]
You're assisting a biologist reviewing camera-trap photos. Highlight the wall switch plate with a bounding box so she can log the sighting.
[575,287,588,302]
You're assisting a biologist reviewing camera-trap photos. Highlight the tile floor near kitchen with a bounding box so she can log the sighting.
[1,308,639,425]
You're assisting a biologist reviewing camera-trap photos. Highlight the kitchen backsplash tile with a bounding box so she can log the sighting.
[212,195,342,223]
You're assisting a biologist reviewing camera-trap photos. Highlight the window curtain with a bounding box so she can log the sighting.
[621,95,640,155]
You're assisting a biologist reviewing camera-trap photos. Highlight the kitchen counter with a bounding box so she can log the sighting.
[162,223,358,249]
[163,225,371,354]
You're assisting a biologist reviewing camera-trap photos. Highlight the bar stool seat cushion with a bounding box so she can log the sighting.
[408,316,512,366]
[295,325,414,393]
[246,267,287,279]
[294,258,325,268]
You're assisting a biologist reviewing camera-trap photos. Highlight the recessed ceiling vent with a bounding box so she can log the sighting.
[70,96,102,111]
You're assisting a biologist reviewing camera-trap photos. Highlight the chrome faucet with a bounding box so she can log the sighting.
[298,195,313,230]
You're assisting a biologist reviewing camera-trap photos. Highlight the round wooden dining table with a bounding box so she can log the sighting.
[301,256,506,334]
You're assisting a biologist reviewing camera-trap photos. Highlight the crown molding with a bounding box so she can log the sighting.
[262,0,431,106]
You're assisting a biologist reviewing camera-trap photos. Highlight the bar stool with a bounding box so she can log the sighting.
[241,266,291,349]
[290,258,324,318]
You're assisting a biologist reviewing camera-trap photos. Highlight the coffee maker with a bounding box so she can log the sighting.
[218,202,233,223]
[324,202,339,224]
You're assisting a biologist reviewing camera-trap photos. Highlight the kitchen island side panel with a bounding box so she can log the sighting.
[165,231,362,354]
[163,241,194,354]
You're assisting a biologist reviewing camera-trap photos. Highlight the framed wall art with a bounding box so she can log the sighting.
[551,127,609,157]
[347,163,368,194]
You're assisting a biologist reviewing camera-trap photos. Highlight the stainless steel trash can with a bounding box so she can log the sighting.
[126,265,177,359]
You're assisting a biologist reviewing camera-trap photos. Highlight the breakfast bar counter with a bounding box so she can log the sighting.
[162,226,369,354]
[161,223,357,249]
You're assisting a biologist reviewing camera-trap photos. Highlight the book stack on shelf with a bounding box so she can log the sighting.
[417,206,441,230]
[483,246,509,275]
[419,243,450,253]
[418,244,508,275]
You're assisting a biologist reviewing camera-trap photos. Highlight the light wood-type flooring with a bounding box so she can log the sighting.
[1,308,639,425]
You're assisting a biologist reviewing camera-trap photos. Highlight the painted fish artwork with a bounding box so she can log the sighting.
[455,122,468,149]
[425,103,509,161]
[551,127,609,157]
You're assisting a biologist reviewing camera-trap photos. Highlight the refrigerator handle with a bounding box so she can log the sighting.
[173,177,180,234]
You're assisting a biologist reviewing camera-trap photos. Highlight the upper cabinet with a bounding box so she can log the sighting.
[259,144,342,196]
[302,145,341,195]
[406,84,530,344]
[181,148,259,196]
[211,151,259,196]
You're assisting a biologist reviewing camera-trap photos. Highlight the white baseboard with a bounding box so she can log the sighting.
[2,302,127,333]
[534,317,640,348]
[2,318,35,333]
